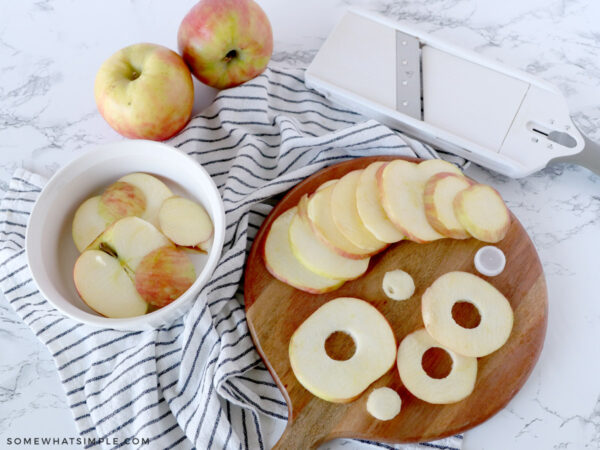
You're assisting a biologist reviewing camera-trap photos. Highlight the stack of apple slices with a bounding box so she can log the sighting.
[71,173,214,318]
[264,159,511,294]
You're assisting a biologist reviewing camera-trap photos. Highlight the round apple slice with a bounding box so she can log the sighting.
[74,250,148,318]
[331,170,387,251]
[88,216,172,271]
[424,173,473,239]
[119,173,173,227]
[454,184,510,243]
[307,183,376,259]
[422,271,513,357]
[397,328,477,404]
[356,162,404,243]
[158,196,213,247]
[316,179,338,192]
[98,181,146,222]
[135,246,196,308]
[72,196,109,252]
[378,159,462,243]
[289,196,370,280]
[289,297,396,403]
[264,208,343,294]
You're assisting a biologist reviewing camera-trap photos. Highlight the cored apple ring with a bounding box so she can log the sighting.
[289,297,396,403]
[422,271,513,358]
[397,328,477,404]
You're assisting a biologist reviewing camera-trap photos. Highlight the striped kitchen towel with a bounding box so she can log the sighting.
[0,67,465,450]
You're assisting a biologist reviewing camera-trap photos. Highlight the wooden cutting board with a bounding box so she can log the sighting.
[244,156,547,448]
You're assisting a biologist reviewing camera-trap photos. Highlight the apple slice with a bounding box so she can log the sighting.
[424,173,474,239]
[454,184,511,243]
[118,173,173,227]
[422,271,513,357]
[158,196,213,248]
[98,181,146,222]
[316,179,338,192]
[135,246,196,307]
[289,195,370,280]
[289,297,396,403]
[378,159,463,243]
[88,216,172,271]
[74,250,148,318]
[307,183,377,259]
[331,170,387,251]
[356,162,404,243]
[72,196,109,252]
[264,207,343,293]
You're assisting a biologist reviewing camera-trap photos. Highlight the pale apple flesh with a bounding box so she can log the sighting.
[307,183,377,259]
[289,195,370,280]
[356,162,404,244]
[316,179,337,192]
[454,184,511,243]
[421,271,513,357]
[331,170,387,252]
[378,159,463,243]
[397,328,477,404]
[382,269,415,301]
[158,196,214,247]
[118,173,173,227]
[289,297,397,403]
[72,196,109,252]
[134,246,196,308]
[366,387,402,421]
[98,181,146,223]
[94,43,194,141]
[424,172,473,239]
[74,250,149,318]
[263,207,343,294]
[87,216,171,272]
[177,0,273,89]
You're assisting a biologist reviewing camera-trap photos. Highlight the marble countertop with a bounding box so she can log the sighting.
[1,0,599,449]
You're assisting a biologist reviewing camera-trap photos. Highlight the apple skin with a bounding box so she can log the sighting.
[423,172,474,240]
[94,43,194,141]
[178,0,273,89]
[134,246,196,308]
[453,184,511,243]
[98,181,146,223]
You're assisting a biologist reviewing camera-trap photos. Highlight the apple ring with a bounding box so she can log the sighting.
[397,328,477,404]
[289,297,396,403]
[422,271,513,357]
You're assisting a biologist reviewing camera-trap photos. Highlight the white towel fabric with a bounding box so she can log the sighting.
[0,67,466,450]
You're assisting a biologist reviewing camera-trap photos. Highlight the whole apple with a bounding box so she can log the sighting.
[94,43,194,141]
[178,0,273,90]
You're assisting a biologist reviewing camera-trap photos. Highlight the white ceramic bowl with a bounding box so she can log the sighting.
[26,140,225,330]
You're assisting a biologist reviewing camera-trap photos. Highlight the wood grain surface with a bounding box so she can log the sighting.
[244,156,548,448]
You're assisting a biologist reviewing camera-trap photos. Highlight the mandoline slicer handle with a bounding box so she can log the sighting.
[553,125,600,175]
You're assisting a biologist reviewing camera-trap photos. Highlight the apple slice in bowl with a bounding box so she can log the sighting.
[74,216,196,318]
[158,196,214,251]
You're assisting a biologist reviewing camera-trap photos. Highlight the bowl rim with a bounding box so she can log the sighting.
[25,140,226,330]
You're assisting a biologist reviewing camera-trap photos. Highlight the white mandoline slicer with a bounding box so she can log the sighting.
[305,9,600,178]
